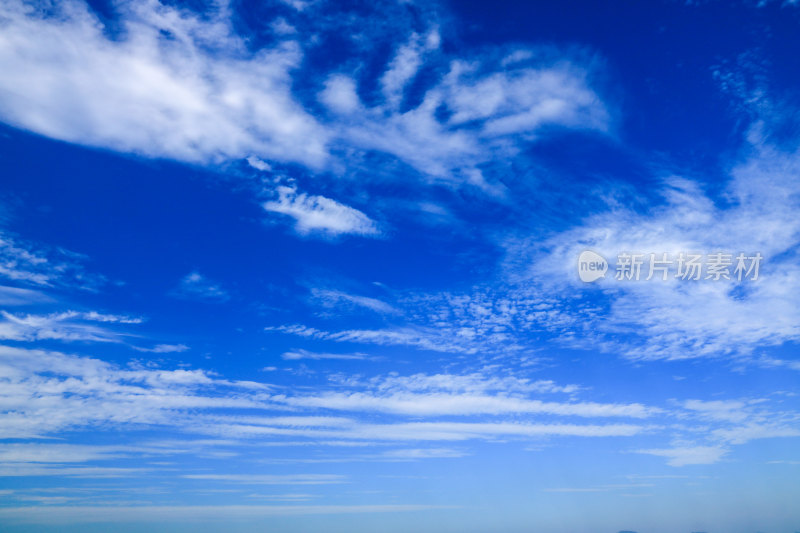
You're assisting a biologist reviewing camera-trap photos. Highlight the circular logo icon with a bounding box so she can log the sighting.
[577,250,607,283]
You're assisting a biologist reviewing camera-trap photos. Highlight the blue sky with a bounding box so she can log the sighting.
[0,0,800,531]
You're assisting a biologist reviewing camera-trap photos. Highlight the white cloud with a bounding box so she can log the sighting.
[0,231,104,290]
[271,18,297,36]
[0,465,147,478]
[310,289,398,314]
[0,344,268,439]
[377,447,466,460]
[269,323,478,353]
[335,421,645,441]
[246,156,272,172]
[132,343,189,353]
[444,60,608,136]
[279,0,311,11]
[342,138,795,365]
[682,399,750,423]
[0,1,610,196]
[380,30,440,108]
[638,395,800,465]
[204,415,356,429]
[327,50,609,184]
[172,272,229,302]
[368,373,580,395]
[636,446,729,467]
[0,343,654,447]
[0,285,52,306]
[319,75,361,115]
[711,423,800,445]
[204,419,645,441]
[1,340,796,467]
[263,186,380,237]
[0,443,132,464]
[278,391,653,418]
[280,349,369,361]
[0,0,328,167]
[0,310,141,343]
[266,371,646,418]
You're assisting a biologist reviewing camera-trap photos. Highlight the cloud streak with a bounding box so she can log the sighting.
[0,0,609,196]
[263,186,380,237]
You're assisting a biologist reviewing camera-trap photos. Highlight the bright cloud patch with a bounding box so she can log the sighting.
[0,0,328,166]
[263,186,380,237]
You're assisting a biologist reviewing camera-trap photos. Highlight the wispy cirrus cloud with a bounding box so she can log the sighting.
[1,340,798,472]
[280,349,371,361]
[0,344,269,439]
[635,445,729,467]
[0,342,650,445]
[271,371,648,418]
[277,393,653,418]
[0,285,51,306]
[131,343,190,354]
[0,0,610,196]
[365,373,580,395]
[0,443,124,464]
[268,323,481,354]
[0,231,105,290]
[632,395,800,467]
[171,271,229,302]
[263,186,380,237]
[0,310,141,343]
[322,47,608,191]
[310,289,398,315]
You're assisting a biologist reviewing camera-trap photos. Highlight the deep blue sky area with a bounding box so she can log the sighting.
[0,1,799,532]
